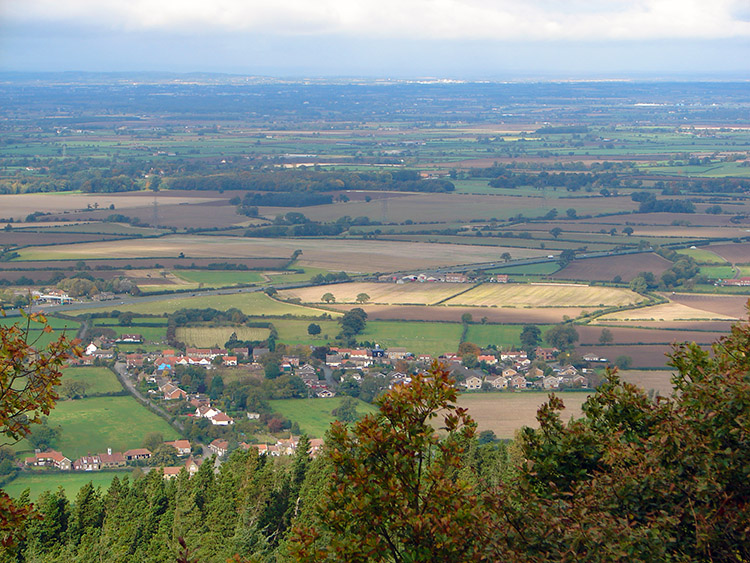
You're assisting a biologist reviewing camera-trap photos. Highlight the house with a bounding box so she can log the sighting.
[484,375,508,390]
[184,456,201,476]
[543,375,561,390]
[527,366,544,379]
[253,348,270,360]
[325,354,343,367]
[126,354,145,368]
[195,405,220,419]
[222,356,238,366]
[209,412,234,426]
[510,374,528,389]
[444,273,468,283]
[99,449,126,468]
[316,389,335,398]
[558,365,579,377]
[116,334,143,344]
[73,455,101,471]
[535,347,559,362]
[165,440,191,456]
[477,354,498,365]
[124,448,152,461]
[502,367,518,378]
[308,438,325,457]
[209,439,229,457]
[500,351,527,362]
[246,412,261,420]
[162,466,183,480]
[463,375,483,390]
[164,387,188,401]
[386,347,409,360]
[24,450,72,471]
[254,444,281,456]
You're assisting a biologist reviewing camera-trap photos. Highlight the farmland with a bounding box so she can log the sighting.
[176,326,271,347]
[444,283,640,308]
[13,396,180,460]
[62,366,123,396]
[268,397,377,438]
[2,471,125,501]
[280,282,470,305]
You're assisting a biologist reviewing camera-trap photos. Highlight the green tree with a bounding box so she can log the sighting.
[598,328,614,345]
[614,355,632,369]
[290,362,488,562]
[307,323,321,336]
[545,324,579,351]
[338,308,367,338]
[549,227,563,239]
[355,293,370,304]
[520,325,541,355]
[501,252,512,263]
[321,293,335,304]
[622,226,634,236]
[331,396,360,423]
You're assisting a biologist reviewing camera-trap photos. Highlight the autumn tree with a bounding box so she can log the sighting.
[290,362,491,562]
[0,309,80,548]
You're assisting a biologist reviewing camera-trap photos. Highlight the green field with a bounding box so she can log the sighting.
[677,248,727,264]
[14,396,180,460]
[3,470,125,501]
[62,366,123,395]
[77,292,339,318]
[464,324,554,348]
[268,397,377,437]
[95,325,167,341]
[174,270,265,286]
[271,318,341,346]
[489,262,561,275]
[699,265,736,279]
[361,320,463,356]
[93,317,167,326]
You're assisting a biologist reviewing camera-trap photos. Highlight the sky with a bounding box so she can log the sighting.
[2,0,749,79]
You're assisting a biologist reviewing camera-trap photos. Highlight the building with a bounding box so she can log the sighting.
[24,450,72,471]
[209,439,229,457]
[165,440,192,456]
[124,448,152,461]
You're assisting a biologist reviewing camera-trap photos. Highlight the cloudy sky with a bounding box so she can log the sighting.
[2,0,749,78]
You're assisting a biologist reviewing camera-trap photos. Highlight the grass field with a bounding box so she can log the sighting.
[175,326,271,347]
[280,282,470,305]
[268,397,377,437]
[676,248,728,264]
[489,263,561,275]
[14,396,180,460]
[62,366,122,395]
[97,325,167,341]
[699,265,736,279]
[3,471,125,501]
[361,320,464,356]
[465,324,554,348]
[445,283,640,308]
[596,301,739,323]
[457,392,589,439]
[271,318,341,346]
[78,292,338,318]
[174,270,265,286]
[92,317,167,326]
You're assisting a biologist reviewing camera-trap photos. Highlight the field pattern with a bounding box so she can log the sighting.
[268,397,376,437]
[445,283,640,308]
[62,366,123,395]
[361,320,463,356]
[176,326,271,347]
[279,282,470,305]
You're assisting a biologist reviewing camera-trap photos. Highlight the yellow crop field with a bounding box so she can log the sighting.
[279,282,471,305]
[444,283,640,308]
[595,302,739,323]
[176,326,271,347]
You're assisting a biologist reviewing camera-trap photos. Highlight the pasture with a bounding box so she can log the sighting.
[444,283,640,308]
[3,471,125,501]
[361,320,464,356]
[175,326,271,347]
[465,324,553,349]
[676,247,728,264]
[552,253,673,282]
[595,301,739,323]
[62,366,122,396]
[268,397,377,437]
[13,396,180,460]
[457,392,589,439]
[279,282,469,305]
[174,270,265,286]
[78,292,337,318]
[271,318,341,346]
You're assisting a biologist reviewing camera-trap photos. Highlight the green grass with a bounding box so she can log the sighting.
[14,396,180,460]
[464,324,554,348]
[77,292,339,318]
[174,270,265,286]
[99,325,167,341]
[271,318,341,346]
[676,248,727,264]
[268,397,376,438]
[3,470,125,501]
[361,321,463,356]
[699,266,736,279]
[62,366,122,395]
[266,267,330,284]
[92,317,167,326]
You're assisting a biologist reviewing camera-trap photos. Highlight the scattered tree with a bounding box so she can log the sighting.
[307,323,321,336]
[545,324,579,351]
[321,293,335,304]
[355,293,370,304]
[598,328,614,345]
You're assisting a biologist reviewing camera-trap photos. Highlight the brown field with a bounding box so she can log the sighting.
[260,192,638,224]
[457,392,589,438]
[327,303,595,324]
[0,257,286,270]
[0,232,125,246]
[596,301,738,323]
[665,293,750,318]
[618,370,675,397]
[579,345,677,368]
[18,235,545,272]
[279,282,469,305]
[704,242,750,264]
[0,191,225,222]
[584,212,749,228]
[577,325,727,345]
[553,253,673,282]
[527,222,745,239]
[593,319,735,332]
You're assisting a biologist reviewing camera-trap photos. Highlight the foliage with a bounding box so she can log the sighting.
[0,309,80,548]
[290,362,490,562]
[544,324,579,351]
